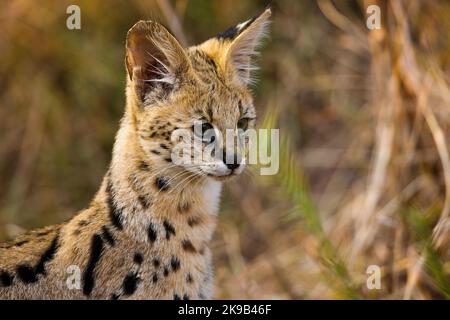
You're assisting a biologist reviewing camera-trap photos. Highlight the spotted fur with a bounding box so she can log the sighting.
[0,9,271,299]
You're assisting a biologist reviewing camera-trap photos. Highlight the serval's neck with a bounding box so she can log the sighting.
[97,113,222,244]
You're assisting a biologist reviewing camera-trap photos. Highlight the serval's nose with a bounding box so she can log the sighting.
[222,149,242,170]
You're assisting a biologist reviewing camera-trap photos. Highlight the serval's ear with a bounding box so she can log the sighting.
[126,20,190,102]
[219,8,271,85]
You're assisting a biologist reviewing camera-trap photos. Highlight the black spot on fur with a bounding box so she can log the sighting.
[0,271,13,287]
[106,180,123,230]
[83,234,104,296]
[170,256,180,272]
[186,273,193,283]
[138,195,152,210]
[160,143,169,150]
[16,265,37,283]
[36,230,51,237]
[205,56,218,74]
[134,252,144,264]
[164,157,172,163]
[14,240,28,247]
[151,150,161,155]
[155,177,170,191]
[181,239,197,253]
[147,223,157,243]
[152,273,158,283]
[163,267,169,277]
[187,216,201,227]
[173,294,181,300]
[16,235,59,284]
[78,220,89,227]
[153,258,161,268]
[123,273,139,296]
[101,226,115,247]
[111,293,120,300]
[139,161,150,171]
[183,294,190,300]
[163,220,176,240]
[34,235,59,276]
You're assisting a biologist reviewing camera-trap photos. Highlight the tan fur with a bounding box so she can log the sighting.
[0,9,270,300]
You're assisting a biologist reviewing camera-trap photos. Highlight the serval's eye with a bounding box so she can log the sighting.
[201,122,213,134]
[237,118,249,131]
[193,122,215,142]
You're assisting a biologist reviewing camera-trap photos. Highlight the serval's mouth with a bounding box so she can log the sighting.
[206,170,241,181]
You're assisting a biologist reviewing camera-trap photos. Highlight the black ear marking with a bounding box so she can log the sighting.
[216,25,239,40]
[217,8,271,85]
[216,15,257,40]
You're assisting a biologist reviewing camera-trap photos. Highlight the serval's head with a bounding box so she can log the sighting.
[125,9,271,181]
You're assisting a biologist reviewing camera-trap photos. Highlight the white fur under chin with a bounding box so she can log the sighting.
[202,178,222,215]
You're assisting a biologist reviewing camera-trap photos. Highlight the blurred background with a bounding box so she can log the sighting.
[1,0,449,299]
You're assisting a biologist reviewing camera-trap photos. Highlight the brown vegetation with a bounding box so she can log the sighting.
[0,0,449,299]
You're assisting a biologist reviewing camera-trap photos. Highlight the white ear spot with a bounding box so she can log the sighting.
[226,9,271,85]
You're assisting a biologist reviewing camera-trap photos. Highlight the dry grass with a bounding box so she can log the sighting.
[0,0,449,299]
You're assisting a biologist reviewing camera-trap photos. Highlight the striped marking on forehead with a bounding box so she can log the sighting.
[188,50,222,84]
[191,91,250,124]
